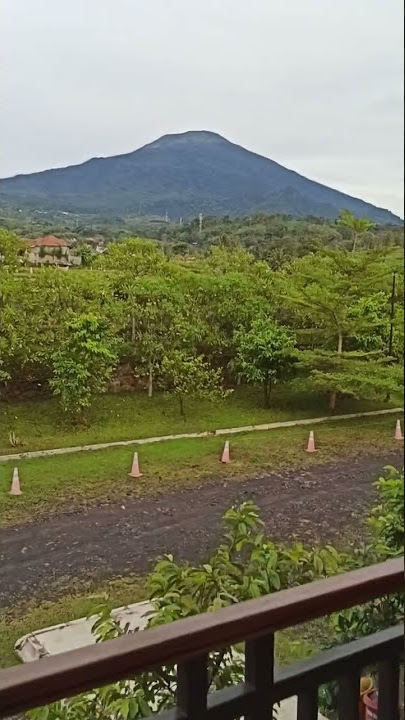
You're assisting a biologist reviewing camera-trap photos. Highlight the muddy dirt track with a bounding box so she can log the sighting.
[0,452,403,609]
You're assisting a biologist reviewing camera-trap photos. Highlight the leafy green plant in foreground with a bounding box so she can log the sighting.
[331,465,404,642]
[28,502,343,719]
[28,465,404,719]
[319,466,404,715]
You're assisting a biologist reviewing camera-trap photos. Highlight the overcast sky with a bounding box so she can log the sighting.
[1,0,403,216]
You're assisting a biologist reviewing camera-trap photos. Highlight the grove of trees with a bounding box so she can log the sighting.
[0,220,403,422]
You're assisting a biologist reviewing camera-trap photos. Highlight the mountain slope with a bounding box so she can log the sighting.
[1,131,401,223]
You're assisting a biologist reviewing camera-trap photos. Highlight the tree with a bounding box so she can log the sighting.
[0,228,25,268]
[95,237,167,274]
[368,465,404,556]
[0,268,124,394]
[116,275,193,398]
[345,293,390,352]
[234,319,297,407]
[75,240,94,266]
[392,305,404,360]
[201,244,257,275]
[161,351,229,417]
[266,246,291,270]
[298,350,403,404]
[0,269,69,390]
[337,210,374,252]
[0,219,402,415]
[285,249,399,409]
[50,313,118,420]
[184,263,275,381]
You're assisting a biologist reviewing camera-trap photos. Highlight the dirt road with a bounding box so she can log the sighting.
[1,452,402,609]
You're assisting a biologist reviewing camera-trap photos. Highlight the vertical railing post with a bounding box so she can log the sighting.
[245,633,275,720]
[177,654,208,719]
[378,658,400,720]
[337,672,360,720]
[297,688,319,720]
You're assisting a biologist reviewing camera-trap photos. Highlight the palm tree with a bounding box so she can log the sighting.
[337,210,374,252]
[267,246,290,269]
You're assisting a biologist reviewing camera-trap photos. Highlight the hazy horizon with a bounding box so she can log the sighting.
[1,0,403,216]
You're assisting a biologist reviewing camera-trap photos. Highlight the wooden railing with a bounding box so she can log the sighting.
[0,558,403,719]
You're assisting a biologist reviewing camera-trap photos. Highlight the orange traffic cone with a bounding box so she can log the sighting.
[394,419,403,441]
[305,431,317,453]
[128,452,142,478]
[221,440,231,463]
[9,467,22,495]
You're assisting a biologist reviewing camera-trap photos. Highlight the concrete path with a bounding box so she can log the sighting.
[0,407,402,463]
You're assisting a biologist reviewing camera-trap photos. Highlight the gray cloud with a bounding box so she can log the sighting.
[1,0,403,215]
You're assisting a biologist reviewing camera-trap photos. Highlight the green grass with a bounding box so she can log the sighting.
[0,575,146,669]
[1,392,397,679]
[1,414,403,526]
[1,385,401,454]
[0,574,321,669]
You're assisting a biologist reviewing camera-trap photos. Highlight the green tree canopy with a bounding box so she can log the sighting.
[337,210,374,252]
[95,237,167,274]
[50,313,119,420]
[234,319,297,407]
[284,249,401,408]
[0,228,25,268]
[161,351,229,417]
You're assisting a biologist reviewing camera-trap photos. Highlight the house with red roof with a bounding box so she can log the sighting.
[26,236,82,267]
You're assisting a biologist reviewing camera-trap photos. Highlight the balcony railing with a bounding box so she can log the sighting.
[0,558,403,719]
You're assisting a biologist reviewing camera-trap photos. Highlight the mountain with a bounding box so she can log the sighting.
[1,131,401,224]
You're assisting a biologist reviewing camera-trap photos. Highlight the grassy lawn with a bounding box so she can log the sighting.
[1,385,401,454]
[0,575,146,669]
[0,574,320,669]
[1,414,403,526]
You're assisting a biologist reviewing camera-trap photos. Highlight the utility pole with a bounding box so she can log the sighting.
[388,271,397,357]
[385,271,397,402]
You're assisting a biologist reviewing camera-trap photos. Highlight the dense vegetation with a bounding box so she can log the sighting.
[155,212,404,265]
[1,218,403,422]
[1,207,403,259]
[1,210,403,719]
[1,131,402,222]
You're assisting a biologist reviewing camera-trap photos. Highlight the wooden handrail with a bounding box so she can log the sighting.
[0,558,403,717]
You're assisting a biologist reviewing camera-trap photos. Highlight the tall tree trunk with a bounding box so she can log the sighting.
[147,361,153,398]
[179,395,185,419]
[263,373,270,408]
[236,374,242,387]
[329,331,343,411]
[352,233,357,252]
[268,377,273,406]
[131,310,136,342]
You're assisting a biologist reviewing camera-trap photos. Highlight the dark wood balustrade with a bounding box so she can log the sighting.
[0,557,403,719]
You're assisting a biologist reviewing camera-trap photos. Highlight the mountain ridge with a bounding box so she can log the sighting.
[1,131,402,224]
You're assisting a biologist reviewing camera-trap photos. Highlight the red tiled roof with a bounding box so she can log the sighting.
[28,235,70,248]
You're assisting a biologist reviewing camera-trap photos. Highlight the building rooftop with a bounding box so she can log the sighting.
[28,235,70,248]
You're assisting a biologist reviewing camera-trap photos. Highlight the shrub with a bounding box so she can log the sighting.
[28,501,344,719]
